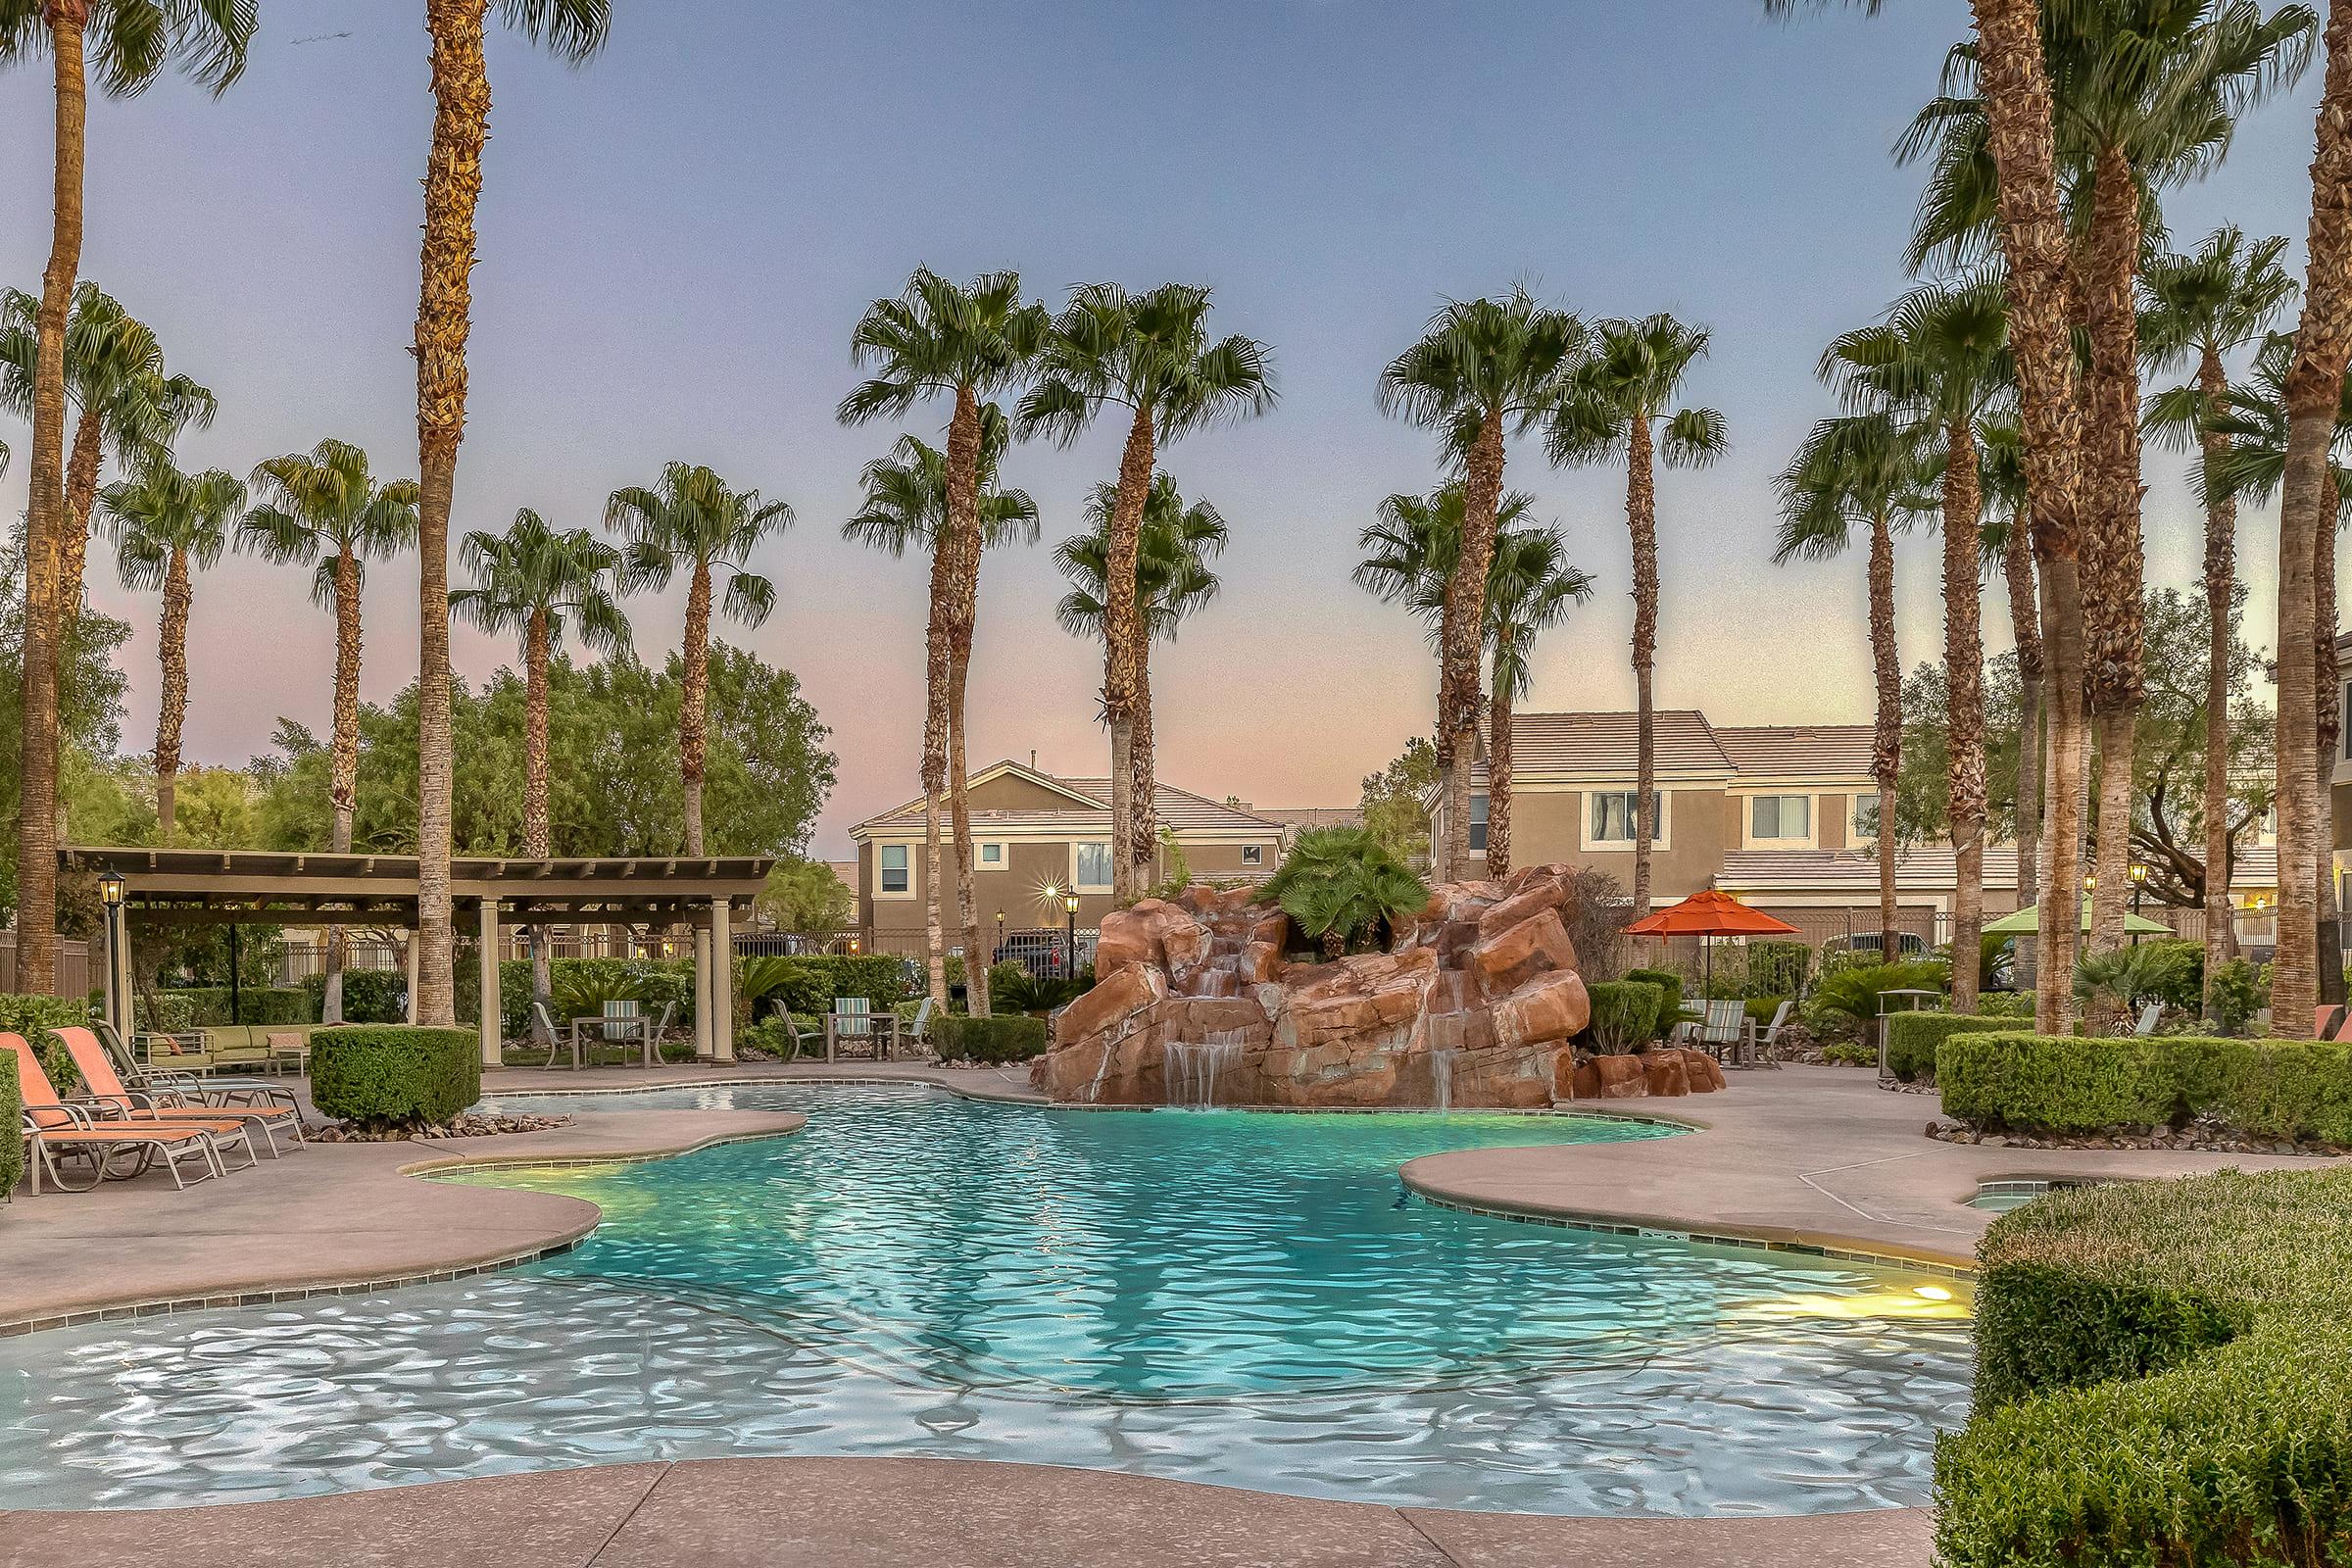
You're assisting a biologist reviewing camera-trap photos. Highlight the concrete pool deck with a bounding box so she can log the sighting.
[0,1455,1937,1568]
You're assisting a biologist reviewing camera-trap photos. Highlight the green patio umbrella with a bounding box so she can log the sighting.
[1982,900,2172,936]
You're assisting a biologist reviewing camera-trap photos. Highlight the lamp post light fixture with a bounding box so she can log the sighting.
[97,871,125,907]
[2129,861,2149,914]
[994,909,1004,963]
[1063,893,1080,981]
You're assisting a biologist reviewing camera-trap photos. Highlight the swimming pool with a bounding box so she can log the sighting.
[0,1083,1972,1516]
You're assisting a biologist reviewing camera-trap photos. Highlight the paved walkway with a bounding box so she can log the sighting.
[0,1457,1936,1567]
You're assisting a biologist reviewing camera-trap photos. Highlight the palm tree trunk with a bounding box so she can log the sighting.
[412,0,491,1029]
[1103,403,1158,904]
[2272,0,2352,1031]
[943,387,989,1018]
[1943,418,1987,1010]
[1487,647,1514,879]
[2197,348,2239,1021]
[1442,408,1507,888]
[2004,507,2043,984]
[525,607,554,1044]
[2082,146,2146,956]
[679,561,711,856]
[14,2,90,997]
[2316,472,2344,1004]
[1626,413,1660,912]
[1870,511,1902,956]
[154,548,191,847]
[1130,640,1157,893]
[918,457,955,1011]
[59,406,102,625]
[323,549,363,1027]
[2039,555,2089,1032]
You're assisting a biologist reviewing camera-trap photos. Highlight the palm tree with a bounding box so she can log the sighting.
[0,0,252,995]
[1775,413,1938,957]
[2201,331,2352,1016]
[240,439,420,1024]
[1377,289,1581,887]
[453,509,630,1038]
[2141,227,2297,1015]
[96,456,242,844]
[1822,277,2011,1009]
[1548,313,1725,911]
[841,271,1050,1016]
[1352,482,1589,877]
[1979,421,2043,949]
[606,464,790,857]
[410,0,610,1030]
[1020,283,1276,901]
[0,283,218,618]
[1056,472,1229,891]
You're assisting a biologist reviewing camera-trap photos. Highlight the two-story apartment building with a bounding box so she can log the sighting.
[848,760,1284,956]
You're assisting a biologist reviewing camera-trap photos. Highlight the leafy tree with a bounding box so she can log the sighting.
[1379,288,1582,887]
[607,463,791,857]
[1549,312,1724,911]
[97,454,242,841]
[759,855,856,936]
[0,0,253,993]
[1021,281,1275,901]
[1359,737,1441,865]
[0,543,129,921]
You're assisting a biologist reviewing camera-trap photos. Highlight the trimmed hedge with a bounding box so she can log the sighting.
[1884,1012,2013,1083]
[1624,967,1684,1041]
[160,986,314,1026]
[1939,1031,2352,1146]
[0,1051,19,1197]
[312,1026,480,1129]
[932,1014,1049,1063]
[301,968,409,1025]
[1936,1168,2352,1565]
[1582,981,1662,1051]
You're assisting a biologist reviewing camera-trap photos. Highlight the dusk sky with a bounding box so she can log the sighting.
[0,1,2328,858]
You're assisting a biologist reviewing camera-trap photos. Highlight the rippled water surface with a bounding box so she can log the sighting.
[0,1083,1972,1515]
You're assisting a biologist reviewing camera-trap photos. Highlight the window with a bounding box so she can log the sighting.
[879,844,909,894]
[1588,790,1665,846]
[978,841,1006,870]
[1852,795,1882,840]
[1750,794,1812,842]
[1075,842,1114,891]
[1468,793,1490,852]
[1242,845,1263,865]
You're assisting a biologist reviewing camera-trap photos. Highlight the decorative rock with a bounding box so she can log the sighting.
[1642,1052,1691,1097]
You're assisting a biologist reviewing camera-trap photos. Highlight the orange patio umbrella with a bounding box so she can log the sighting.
[1624,889,1800,1000]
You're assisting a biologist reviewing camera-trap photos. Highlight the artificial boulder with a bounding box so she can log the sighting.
[1035,864,1641,1109]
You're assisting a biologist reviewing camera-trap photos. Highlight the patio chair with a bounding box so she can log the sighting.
[53,1026,304,1157]
[902,998,934,1059]
[1694,1000,1754,1067]
[827,996,892,1063]
[3,1032,251,1193]
[2132,1003,2164,1038]
[92,1021,298,1113]
[1750,999,1794,1066]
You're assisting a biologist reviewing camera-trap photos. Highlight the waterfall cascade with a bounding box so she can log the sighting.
[1164,1030,1249,1109]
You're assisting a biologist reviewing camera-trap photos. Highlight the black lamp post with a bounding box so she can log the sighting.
[98,872,124,1033]
[1064,893,1080,980]
[2129,861,2148,913]
[994,909,1004,964]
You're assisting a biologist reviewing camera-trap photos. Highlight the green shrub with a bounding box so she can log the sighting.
[2209,958,2269,1035]
[2134,939,2206,1011]
[158,986,314,1026]
[301,968,409,1025]
[1743,941,1811,998]
[1582,981,1661,1052]
[1625,967,1684,1040]
[0,1050,19,1196]
[1936,1168,2352,1566]
[755,955,913,1015]
[0,993,95,1093]
[1808,959,1950,1024]
[1939,1031,2352,1146]
[1883,1012,2013,1083]
[1263,827,1429,955]
[131,991,198,1032]
[1973,990,2035,1019]
[312,1026,481,1130]
[1744,994,1790,1027]
[1824,1040,1876,1066]
[932,1013,1050,1063]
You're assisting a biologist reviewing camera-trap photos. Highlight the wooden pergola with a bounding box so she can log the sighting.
[62,847,774,1067]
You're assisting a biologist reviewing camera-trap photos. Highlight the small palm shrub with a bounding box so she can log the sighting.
[1807,959,1951,1025]
[1262,828,1429,956]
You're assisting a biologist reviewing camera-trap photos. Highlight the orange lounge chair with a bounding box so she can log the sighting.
[53,1026,305,1158]
[3,1032,253,1194]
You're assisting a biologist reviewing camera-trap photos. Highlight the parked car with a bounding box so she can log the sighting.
[1822,930,1930,959]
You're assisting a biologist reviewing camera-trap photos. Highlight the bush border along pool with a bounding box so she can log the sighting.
[1882,1012,2011,1083]
[1937,1030,2352,1147]
[1936,1168,2352,1565]
[312,1026,482,1130]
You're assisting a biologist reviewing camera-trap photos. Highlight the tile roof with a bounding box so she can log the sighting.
[1510,710,1731,774]
[856,767,1277,837]
[1251,808,1365,830]
[1713,724,1876,779]
[1719,846,2279,893]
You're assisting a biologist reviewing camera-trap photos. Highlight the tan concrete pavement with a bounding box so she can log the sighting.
[0,1457,1937,1568]
[1405,1064,2343,1267]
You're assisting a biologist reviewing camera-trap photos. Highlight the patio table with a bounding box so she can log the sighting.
[825,1007,899,1063]
[562,1013,659,1070]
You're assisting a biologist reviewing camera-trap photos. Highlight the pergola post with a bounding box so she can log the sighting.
[477,900,502,1068]
[405,929,420,1024]
[710,896,734,1063]
[693,919,714,1061]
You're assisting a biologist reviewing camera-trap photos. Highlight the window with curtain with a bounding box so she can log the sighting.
[1589,791,1664,845]
[1750,795,1812,841]
[1075,842,1114,890]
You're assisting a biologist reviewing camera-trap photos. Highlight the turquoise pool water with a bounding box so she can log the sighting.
[0,1083,1973,1515]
